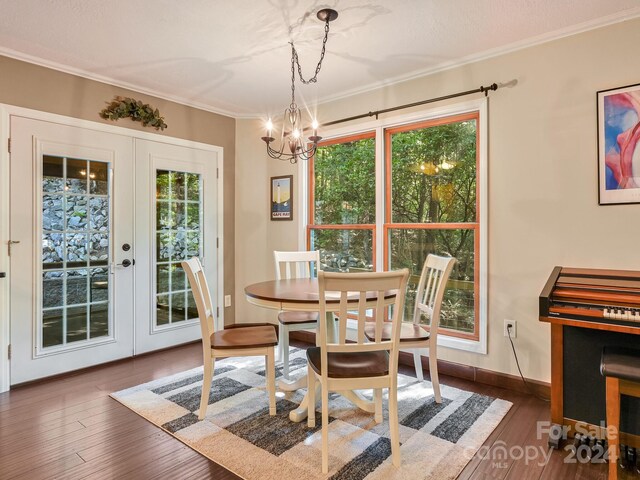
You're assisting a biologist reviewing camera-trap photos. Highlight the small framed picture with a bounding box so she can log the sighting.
[271,175,293,221]
[597,83,640,205]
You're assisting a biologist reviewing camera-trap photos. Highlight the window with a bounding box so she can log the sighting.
[308,133,376,272]
[306,104,486,349]
[385,113,479,340]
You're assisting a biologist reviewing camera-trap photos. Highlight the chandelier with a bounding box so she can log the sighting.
[262,8,338,163]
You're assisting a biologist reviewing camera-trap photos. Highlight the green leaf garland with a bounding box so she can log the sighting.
[99,96,167,131]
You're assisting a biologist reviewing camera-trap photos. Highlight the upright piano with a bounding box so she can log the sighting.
[539,267,640,447]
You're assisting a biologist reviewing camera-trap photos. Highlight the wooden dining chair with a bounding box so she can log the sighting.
[307,268,409,473]
[182,257,277,420]
[365,254,456,403]
[273,250,320,379]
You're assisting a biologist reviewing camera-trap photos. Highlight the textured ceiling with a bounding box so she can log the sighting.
[0,0,639,117]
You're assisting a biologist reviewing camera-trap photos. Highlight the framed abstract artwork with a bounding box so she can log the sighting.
[597,83,640,205]
[270,175,293,220]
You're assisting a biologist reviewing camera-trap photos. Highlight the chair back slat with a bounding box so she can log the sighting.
[357,291,367,343]
[318,269,409,377]
[274,250,320,280]
[335,291,346,344]
[412,255,456,347]
[182,257,216,349]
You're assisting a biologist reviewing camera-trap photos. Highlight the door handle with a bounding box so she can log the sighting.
[8,240,20,256]
[117,259,132,268]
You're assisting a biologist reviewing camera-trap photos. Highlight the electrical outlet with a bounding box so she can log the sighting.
[224,295,232,307]
[504,319,517,338]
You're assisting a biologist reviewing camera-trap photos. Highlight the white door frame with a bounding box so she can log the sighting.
[0,103,225,392]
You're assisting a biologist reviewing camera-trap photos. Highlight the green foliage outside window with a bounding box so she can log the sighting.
[389,119,477,333]
[309,117,479,335]
[313,137,376,225]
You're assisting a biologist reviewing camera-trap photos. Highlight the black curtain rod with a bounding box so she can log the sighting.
[320,83,498,128]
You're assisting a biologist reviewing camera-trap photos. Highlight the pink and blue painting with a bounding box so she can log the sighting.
[598,83,640,204]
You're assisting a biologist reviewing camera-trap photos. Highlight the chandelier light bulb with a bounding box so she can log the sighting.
[292,129,301,139]
[266,118,273,132]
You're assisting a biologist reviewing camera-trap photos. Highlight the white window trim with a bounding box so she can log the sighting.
[299,98,488,355]
[0,104,225,392]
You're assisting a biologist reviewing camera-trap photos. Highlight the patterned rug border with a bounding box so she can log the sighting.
[110,379,250,480]
[110,350,512,480]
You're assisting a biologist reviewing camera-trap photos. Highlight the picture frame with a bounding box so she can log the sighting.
[270,175,293,221]
[597,82,640,205]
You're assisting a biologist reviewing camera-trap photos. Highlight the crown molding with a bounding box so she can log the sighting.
[0,47,239,119]
[2,7,640,120]
[309,7,640,112]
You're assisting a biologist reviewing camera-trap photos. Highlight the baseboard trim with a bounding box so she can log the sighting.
[289,330,550,398]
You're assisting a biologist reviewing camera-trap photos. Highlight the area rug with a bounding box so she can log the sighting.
[111,348,512,480]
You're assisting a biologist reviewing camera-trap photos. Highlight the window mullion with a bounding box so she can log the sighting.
[375,125,384,272]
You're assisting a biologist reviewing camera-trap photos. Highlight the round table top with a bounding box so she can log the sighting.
[245,278,319,305]
[244,278,397,311]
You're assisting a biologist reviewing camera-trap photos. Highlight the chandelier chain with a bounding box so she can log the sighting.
[263,9,337,164]
[290,17,330,87]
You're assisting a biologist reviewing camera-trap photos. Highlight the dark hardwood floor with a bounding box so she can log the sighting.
[0,342,627,479]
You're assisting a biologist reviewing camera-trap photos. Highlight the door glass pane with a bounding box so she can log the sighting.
[155,169,202,326]
[41,156,111,350]
[388,228,476,334]
[309,228,374,272]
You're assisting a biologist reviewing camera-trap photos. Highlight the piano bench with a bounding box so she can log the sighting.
[601,347,640,480]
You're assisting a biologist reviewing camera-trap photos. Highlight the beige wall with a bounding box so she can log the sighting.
[236,17,640,382]
[0,55,237,324]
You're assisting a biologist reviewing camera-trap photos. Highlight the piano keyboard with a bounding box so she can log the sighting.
[540,266,640,331]
[603,308,640,321]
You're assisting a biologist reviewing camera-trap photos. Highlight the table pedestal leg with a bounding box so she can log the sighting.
[278,374,307,392]
[338,390,375,413]
[289,380,320,422]
[285,312,376,422]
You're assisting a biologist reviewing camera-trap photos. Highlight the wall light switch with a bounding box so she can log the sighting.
[224,295,232,307]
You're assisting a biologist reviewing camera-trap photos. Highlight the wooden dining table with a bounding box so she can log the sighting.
[244,277,397,422]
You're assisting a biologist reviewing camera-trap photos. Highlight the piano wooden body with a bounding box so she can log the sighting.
[539,267,640,446]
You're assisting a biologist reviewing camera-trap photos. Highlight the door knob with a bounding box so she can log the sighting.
[118,259,132,268]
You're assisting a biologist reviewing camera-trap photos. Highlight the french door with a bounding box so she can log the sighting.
[9,117,218,384]
[10,117,135,383]
[134,139,217,354]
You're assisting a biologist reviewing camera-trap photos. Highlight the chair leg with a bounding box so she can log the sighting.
[413,350,424,381]
[267,348,276,416]
[606,376,620,480]
[374,388,383,423]
[199,356,214,420]
[277,323,285,362]
[281,327,290,380]
[429,353,442,403]
[322,383,330,474]
[307,365,316,428]
[389,384,401,468]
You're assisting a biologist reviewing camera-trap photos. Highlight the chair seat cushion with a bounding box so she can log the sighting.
[364,322,430,343]
[306,347,389,378]
[600,346,640,382]
[278,311,319,325]
[211,325,277,350]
